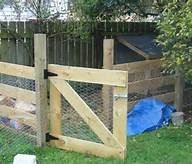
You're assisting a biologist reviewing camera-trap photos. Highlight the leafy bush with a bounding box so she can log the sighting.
[157,0,192,80]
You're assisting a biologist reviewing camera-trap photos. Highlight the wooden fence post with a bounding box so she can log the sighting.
[103,39,114,69]
[34,34,48,146]
[102,39,114,129]
[113,84,128,149]
[175,69,184,112]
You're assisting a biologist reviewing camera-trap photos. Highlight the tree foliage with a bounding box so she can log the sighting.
[72,0,161,21]
[156,0,192,79]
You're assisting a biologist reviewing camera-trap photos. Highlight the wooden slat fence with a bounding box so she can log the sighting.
[0,21,156,67]
[103,38,192,112]
[113,59,192,112]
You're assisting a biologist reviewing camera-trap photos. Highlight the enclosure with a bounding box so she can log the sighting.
[0,34,129,159]
[0,33,192,160]
[103,39,192,113]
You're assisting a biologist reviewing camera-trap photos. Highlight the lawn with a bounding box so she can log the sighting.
[1,124,192,164]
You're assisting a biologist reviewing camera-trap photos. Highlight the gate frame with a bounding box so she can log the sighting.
[48,65,128,159]
[34,34,128,159]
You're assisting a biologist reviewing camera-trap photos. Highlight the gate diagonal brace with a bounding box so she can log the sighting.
[46,133,59,142]
[44,69,58,79]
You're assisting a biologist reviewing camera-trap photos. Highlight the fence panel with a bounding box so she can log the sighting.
[113,59,176,112]
[0,21,156,67]
[0,62,38,157]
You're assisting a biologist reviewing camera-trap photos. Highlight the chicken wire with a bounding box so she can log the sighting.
[128,68,175,108]
[60,81,113,143]
[0,73,37,157]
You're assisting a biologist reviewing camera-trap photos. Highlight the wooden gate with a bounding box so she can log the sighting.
[47,64,128,159]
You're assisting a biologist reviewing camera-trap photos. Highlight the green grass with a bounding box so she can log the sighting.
[1,124,192,164]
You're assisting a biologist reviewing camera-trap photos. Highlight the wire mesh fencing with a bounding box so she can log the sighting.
[0,73,37,158]
[60,81,113,143]
[127,67,175,112]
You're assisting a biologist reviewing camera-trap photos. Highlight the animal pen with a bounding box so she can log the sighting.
[103,39,192,112]
[0,34,192,160]
[0,34,128,159]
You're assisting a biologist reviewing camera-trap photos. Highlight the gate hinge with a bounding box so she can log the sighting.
[44,69,57,79]
[46,133,59,142]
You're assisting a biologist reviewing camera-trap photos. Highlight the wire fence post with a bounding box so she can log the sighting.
[34,34,48,146]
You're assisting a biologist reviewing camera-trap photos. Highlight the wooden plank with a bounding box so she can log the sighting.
[128,92,175,112]
[0,83,36,104]
[0,105,37,128]
[113,86,128,148]
[128,75,175,93]
[113,59,161,73]
[117,37,150,59]
[103,39,114,129]
[0,62,35,79]
[48,64,128,87]
[103,39,114,69]
[50,135,125,160]
[50,78,122,148]
[34,34,48,146]
[50,82,61,136]
[175,70,184,112]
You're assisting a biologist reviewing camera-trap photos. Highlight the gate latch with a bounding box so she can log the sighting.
[44,69,58,79]
[46,133,59,142]
[113,94,128,100]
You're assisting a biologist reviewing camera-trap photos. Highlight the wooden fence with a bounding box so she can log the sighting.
[104,39,192,112]
[113,60,174,111]
[0,21,156,67]
[0,62,37,134]
[0,34,128,159]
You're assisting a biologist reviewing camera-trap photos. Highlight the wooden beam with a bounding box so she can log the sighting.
[34,34,48,146]
[117,37,150,59]
[113,86,128,148]
[0,105,37,129]
[128,92,175,112]
[50,82,61,136]
[50,135,125,160]
[128,75,175,93]
[175,70,184,112]
[50,78,122,148]
[48,64,128,87]
[113,59,161,73]
[103,39,114,130]
[0,62,35,80]
[103,39,114,69]
[0,83,36,104]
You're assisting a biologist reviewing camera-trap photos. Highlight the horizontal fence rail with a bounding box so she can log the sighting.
[0,62,35,79]
[0,83,36,104]
[113,59,175,111]
[48,64,128,87]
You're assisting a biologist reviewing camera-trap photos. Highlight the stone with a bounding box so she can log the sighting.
[171,112,184,127]
[13,154,37,164]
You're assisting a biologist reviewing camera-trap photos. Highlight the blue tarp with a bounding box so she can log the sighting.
[127,98,176,136]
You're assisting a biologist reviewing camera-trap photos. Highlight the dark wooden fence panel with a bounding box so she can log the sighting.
[0,21,156,67]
